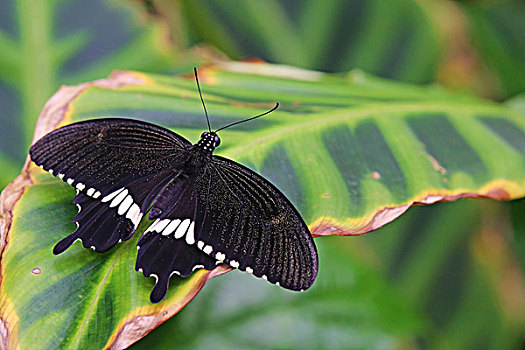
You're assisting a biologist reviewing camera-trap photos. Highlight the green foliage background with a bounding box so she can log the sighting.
[0,0,524,349]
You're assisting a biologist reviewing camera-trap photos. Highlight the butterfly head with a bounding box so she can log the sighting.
[197,131,221,152]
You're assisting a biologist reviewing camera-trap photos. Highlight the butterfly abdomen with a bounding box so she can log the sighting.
[147,146,212,221]
[149,178,183,219]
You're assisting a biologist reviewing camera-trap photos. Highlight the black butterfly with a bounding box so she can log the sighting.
[29,69,318,303]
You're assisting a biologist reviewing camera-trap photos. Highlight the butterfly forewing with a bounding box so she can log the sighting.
[30,118,191,190]
[193,156,318,291]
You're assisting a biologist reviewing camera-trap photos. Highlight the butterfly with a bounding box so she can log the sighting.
[29,68,318,303]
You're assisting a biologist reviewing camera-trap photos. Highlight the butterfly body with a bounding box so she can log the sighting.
[30,117,317,303]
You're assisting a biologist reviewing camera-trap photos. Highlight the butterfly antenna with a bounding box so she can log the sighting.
[194,67,212,133]
[215,102,279,132]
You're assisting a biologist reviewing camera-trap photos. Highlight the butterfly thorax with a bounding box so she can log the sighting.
[196,131,220,153]
[148,132,220,220]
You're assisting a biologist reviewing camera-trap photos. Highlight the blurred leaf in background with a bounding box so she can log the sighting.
[0,0,177,190]
[459,0,525,99]
[158,0,442,83]
[149,0,525,101]
[511,198,525,272]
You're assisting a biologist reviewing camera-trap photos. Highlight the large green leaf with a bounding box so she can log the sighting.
[1,63,525,348]
[0,0,177,190]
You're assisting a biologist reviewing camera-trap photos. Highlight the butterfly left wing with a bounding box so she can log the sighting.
[194,156,318,291]
[30,118,190,189]
[53,169,176,254]
[30,118,191,253]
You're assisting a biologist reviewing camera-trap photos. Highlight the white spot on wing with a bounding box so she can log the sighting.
[146,219,161,233]
[155,219,170,232]
[86,188,95,197]
[174,219,191,239]
[76,183,85,191]
[93,191,101,199]
[109,188,128,208]
[118,195,133,216]
[67,178,74,185]
[262,275,268,281]
[58,173,65,180]
[246,267,253,274]
[101,187,124,203]
[49,169,54,175]
[162,219,180,236]
[229,260,239,268]
[203,245,213,255]
[215,252,225,261]
[185,221,195,245]
[126,204,142,227]
[197,241,204,250]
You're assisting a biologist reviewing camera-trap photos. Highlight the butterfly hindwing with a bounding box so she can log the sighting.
[54,169,177,254]
[135,174,218,302]
[136,231,217,303]
[54,192,135,254]
[193,156,318,291]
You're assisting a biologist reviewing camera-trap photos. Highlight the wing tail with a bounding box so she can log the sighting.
[54,193,136,254]
[136,230,217,303]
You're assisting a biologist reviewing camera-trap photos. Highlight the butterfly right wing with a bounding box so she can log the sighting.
[193,156,318,291]
[30,118,190,253]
